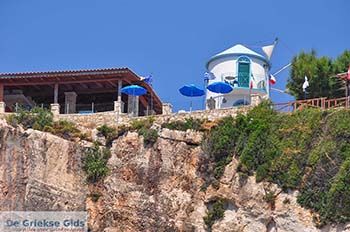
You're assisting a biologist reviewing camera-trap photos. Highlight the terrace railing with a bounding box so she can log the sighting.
[273,96,350,112]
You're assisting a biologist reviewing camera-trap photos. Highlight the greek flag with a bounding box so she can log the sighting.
[141,75,153,86]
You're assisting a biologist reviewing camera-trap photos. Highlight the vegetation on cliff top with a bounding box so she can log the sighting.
[161,117,206,132]
[7,107,84,140]
[287,50,350,100]
[203,101,350,226]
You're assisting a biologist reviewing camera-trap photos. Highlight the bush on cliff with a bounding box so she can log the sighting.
[161,117,206,131]
[203,198,227,230]
[82,142,111,183]
[7,107,83,140]
[7,107,53,130]
[202,116,236,176]
[130,117,155,131]
[202,101,350,226]
[43,120,81,140]
[130,117,158,146]
[97,124,117,147]
[138,127,158,145]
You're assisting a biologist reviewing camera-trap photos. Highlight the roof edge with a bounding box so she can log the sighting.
[0,67,130,78]
[206,53,271,70]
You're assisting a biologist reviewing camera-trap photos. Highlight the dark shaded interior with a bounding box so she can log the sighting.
[4,82,154,115]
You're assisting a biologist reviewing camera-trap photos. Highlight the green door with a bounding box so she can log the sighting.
[238,57,250,88]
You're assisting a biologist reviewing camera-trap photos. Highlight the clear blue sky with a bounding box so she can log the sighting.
[0,0,349,111]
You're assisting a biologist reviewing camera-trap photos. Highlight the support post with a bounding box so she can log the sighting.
[64,92,77,114]
[127,95,139,117]
[114,101,123,114]
[250,94,262,107]
[54,83,59,104]
[162,103,173,115]
[0,83,4,102]
[117,80,122,102]
[50,103,60,117]
[0,84,5,113]
[0,102,5,113]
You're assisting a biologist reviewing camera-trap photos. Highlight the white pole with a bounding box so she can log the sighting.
[265,65,270,99]
[273,63,292,76]
[271,87,287,94]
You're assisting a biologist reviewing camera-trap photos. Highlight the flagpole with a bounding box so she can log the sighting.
[264,65,270,99]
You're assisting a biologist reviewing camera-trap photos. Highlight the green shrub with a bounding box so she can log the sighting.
[6,107,85,141]
[263,189,277,209]
[130,117,155,131]
[283,198,291,204]
[7,107,53,130]
[44,120,81,140]
[130,117,158,146]
[201,116,238,184]
[116,124,130,137]
[324,158,350,223]
[97,124,116,138]
[162,117,205,131]
[327,110,350,138]
[202,102,350,226]
[89,192,102,202]
[82,143,111,183]
[203,199,226,230]
[204,116,237,163]
[138,127,158,146]
[97,124,117,146]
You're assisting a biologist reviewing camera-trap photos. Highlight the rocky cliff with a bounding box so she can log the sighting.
[0,119,349,232]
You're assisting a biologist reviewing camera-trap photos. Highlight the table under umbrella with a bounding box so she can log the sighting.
[206,82,233,109]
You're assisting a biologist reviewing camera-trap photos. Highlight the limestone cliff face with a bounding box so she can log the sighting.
[0,120,349,232]
[0,120,87,211]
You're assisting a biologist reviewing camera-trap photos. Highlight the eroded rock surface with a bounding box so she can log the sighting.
[1,120,349,231]
[0,120,87,211]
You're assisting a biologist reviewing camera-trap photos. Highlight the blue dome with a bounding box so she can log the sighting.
[206,44,269,68]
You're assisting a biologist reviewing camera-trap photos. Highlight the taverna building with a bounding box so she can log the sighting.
[0,68,163,116]
[206,44,271,109]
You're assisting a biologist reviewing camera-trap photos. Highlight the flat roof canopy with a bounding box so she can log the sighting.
[0,68,163,114]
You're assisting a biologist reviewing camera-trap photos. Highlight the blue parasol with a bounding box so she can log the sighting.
[121,85,147,96]
[121,85,147,116]
[207,82,233,94]
[179,84,205,97]
[179,84,205,111]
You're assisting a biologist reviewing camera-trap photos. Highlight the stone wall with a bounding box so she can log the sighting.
[0,106,252,131]
[57,106,252,129]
